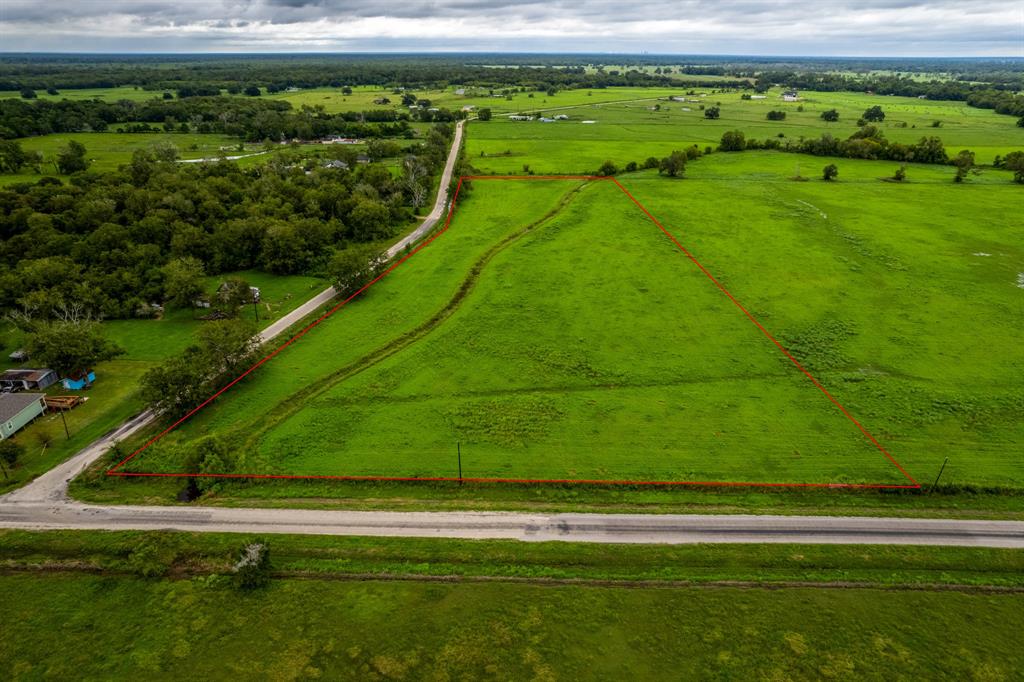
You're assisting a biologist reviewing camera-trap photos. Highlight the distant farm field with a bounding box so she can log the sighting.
[466,89,1024,173]
[120,152,1023,487]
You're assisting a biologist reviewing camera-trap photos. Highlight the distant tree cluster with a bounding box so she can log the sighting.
[722,125,953,165]
[0,96,452,141]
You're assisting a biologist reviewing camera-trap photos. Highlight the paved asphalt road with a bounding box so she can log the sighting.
[0,503,1021,547]
[3,117,1023,548]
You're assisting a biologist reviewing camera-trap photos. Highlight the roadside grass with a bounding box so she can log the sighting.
[2,529,1022,679]
[2,530,1023,587]
[0,568,1021,679]
[466,88,1024,174]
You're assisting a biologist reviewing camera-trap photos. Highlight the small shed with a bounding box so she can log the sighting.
[62,371,96,391]
[0,368,59,391]
[0,392,46,440]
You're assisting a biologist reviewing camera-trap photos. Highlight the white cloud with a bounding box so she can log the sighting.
[0,0,1021,55]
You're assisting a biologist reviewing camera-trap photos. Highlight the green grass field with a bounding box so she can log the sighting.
[2,575,1020,680]
[1,530,1021,680]
[113,151,1022,489]
[467,88,1024,175]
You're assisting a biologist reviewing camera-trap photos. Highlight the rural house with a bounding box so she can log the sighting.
[0,393,46,440]
[0,368,59,392]
[782,90,800,101]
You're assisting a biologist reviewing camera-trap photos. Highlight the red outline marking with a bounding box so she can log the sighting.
[108,175,919,489]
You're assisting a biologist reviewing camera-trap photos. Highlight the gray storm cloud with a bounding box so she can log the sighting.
[0,0,1020,55]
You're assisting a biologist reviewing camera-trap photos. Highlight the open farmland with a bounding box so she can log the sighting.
[467,88,1024,174]
[116,150,1022,488]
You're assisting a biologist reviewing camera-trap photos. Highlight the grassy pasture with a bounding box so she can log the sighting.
[1,572,1020,680]
[1,529,1022,679]
[116,153,1022,488]
[467,89,1024,174]
[0,86,170,102]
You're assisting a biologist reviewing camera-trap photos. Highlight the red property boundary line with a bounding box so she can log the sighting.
[108,175,920,490]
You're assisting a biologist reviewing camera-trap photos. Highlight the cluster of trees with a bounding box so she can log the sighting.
[751,70,1024,120]
[139,318,259,419]
[716,128,1024,183]
[0,123,454,319]
[717,126,953,165]
[0,97,450,141]
[595,145,707,178]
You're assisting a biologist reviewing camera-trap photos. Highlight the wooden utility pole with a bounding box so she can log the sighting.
[59,409,70,439]
[929,457,949,493]
[457,442,462,484]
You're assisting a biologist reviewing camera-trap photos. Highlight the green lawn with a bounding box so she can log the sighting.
[109,152,1021,490]
[1,572,1020,680]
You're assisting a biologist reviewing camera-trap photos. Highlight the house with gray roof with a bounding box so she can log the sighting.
[0,393,46,440]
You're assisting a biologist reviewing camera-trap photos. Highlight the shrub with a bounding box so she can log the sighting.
[597,160,618,176]
[718,130,746,152]
[234,540,272,589]
[766,110,786,121]
[822,164,839,181]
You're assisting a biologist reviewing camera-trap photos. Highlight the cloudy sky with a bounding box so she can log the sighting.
[0,0,1021,56]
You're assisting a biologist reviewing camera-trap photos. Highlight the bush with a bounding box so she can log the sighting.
[822,164,839,181]
[766,110,786,121]
[718,130,746,152]
[597,160,617,176]
[234,540,272,589]
[704,106,720,119]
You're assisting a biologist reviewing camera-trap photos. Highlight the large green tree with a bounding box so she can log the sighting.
[55,140,89,174]
[658,151,687,177]
[17,308,123,381]
[161,257,206,309]
[328,247,387,299]
[1002,150,1024,183]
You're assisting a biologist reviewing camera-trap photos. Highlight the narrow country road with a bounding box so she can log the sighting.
[2,117,1022,549]
[0,502,1021,547]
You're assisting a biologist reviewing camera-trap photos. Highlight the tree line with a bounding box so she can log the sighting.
[0,96,465,141]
